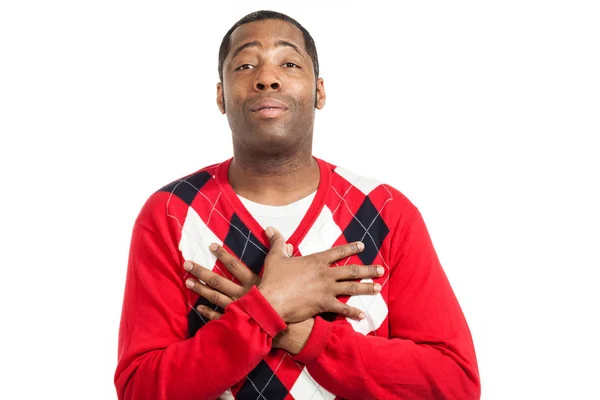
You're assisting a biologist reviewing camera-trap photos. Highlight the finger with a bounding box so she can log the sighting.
[331,264,385,281]
[335,280,382,296]
[183,261,245,299]
[185,279,234,309]
[208,244,259,286]
[326,299,366,321]
[196,305,223,321]
[265,227,287,256]
[318,241,365,264]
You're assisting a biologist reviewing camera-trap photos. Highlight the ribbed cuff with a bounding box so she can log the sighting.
[235,286,287,337]
[292,316,332,364]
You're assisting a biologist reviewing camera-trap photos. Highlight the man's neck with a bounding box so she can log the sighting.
[228,150,319,206]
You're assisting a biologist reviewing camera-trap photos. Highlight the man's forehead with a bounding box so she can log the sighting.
[228,19,306,54]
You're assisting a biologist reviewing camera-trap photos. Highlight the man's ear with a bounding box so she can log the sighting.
[315,77,326,110]
[216,83,226,114]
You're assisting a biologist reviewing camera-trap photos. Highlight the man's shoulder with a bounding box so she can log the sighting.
[136,161,224,224]
[154,162,221,203]
[322,159,416,213]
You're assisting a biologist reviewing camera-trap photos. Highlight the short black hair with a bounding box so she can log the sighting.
[218,10,319,83]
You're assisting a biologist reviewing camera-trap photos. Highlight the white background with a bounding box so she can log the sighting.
[1,1,599,399]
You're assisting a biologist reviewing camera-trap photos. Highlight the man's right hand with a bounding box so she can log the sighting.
[259,227,384,323]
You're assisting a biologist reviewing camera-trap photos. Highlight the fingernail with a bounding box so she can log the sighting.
[265,227,273,237]
[183,261,193,271]
[357,242,365,251]
[209,243,218,252]
[358,312,366,319]
[185,279,195,288]
[376,266,384,275]
[373,283,382,292]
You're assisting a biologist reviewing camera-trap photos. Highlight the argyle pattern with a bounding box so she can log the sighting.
[158,159,394,400]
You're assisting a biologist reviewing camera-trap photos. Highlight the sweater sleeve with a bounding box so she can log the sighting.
[114,203,286,400]
[292,208,480,399]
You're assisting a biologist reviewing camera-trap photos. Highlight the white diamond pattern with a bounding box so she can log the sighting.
[217,389,234,399]
[334,167,381,195]
[298,205,342,256]
[289,367,335,400]
[179,207,222,270]
[345,279,388,335]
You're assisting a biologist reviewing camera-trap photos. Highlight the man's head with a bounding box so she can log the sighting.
[216,11,326,159]
[218,10,319,85]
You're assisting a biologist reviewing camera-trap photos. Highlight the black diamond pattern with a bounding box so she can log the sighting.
[188,296,223,337]
[343,197,390,265]
[236,360,288,400]
[158,171,211,206]
[224,214,268,275]
[188,213,268,337]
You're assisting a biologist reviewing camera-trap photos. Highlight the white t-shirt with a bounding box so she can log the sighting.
[237,192,316,241]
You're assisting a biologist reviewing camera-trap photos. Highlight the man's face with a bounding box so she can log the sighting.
[217,19,326,154]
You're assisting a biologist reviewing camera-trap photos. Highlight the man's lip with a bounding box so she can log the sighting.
[249,98,289,112]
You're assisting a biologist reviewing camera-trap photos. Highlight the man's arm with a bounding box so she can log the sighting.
[287,209,481,399]
[184,212,480,399]
[114,217,287,400]
[184,239,383,356]
[115,199,381,400]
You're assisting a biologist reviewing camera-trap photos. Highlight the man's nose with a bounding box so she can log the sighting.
[254,66,282,91]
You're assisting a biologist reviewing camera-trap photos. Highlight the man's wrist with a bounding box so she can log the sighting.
[236,286,287,337]
[258,284,288,321]
[291,316,333,365]
[276,318,315,355]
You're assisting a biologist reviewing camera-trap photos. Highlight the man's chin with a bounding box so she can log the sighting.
[247,121,291,141]
[247,131,298,154]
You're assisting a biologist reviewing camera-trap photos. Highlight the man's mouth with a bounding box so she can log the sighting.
[250,98,289,118]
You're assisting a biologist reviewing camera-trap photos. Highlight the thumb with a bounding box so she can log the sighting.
[265,227,287,256]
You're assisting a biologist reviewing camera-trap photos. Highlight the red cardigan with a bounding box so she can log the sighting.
[115,157,480,400]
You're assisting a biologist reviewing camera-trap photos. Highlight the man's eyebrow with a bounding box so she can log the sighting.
[231,41,261,60]
[274,40,303,57]
[230,40,304,60]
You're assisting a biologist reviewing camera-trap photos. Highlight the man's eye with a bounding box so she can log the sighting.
[236,64,254,71]
[282,62,299,68]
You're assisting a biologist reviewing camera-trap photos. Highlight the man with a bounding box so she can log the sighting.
[115,10,480,400]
